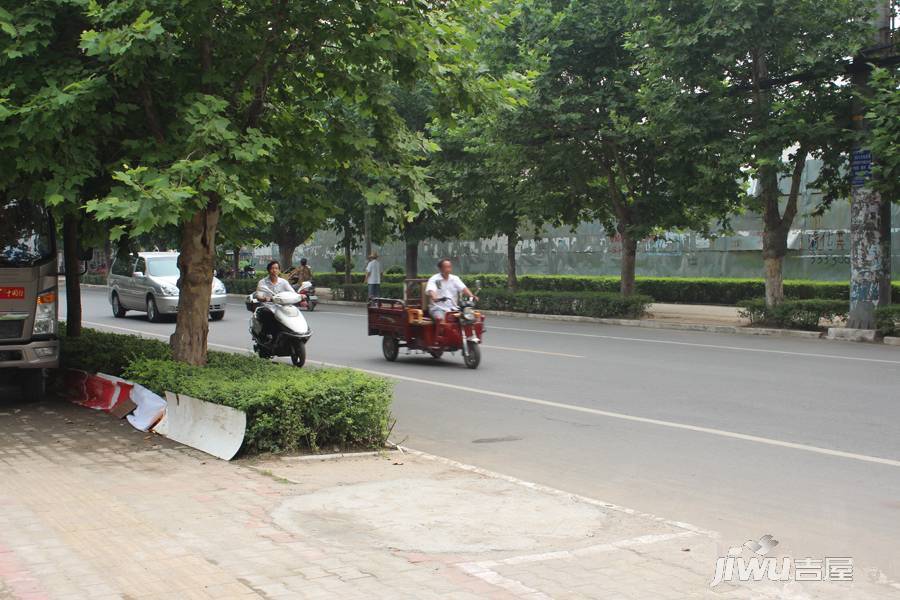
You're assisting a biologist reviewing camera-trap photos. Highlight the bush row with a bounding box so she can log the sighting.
[80,273,108,286]
[737,299,848,331]
[875,305,900,336]
[305,272,898,305]
[333,284,649,319]
[59,327,394,454]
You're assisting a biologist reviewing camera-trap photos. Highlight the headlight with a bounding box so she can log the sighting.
[159,283,179,296]
[462,306,476,322]
[33,289,57,336]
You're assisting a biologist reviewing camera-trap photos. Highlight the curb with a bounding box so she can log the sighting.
[826,327,878,343]
[883,336,900,346]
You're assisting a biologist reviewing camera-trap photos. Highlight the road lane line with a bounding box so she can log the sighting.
[490,325,900,365]
[80,320,900,469]
[481,345,583,358]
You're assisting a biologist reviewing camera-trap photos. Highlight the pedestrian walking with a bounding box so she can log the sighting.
[365,253,382,299]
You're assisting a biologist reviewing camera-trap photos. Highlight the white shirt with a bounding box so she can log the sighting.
[365,259,381,284]
[257,276,293,298]
[426,273,467,311]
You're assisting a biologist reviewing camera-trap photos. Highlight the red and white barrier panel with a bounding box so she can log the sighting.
[63,370,166,430]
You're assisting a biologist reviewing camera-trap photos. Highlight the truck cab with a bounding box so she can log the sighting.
[0,198,58,400]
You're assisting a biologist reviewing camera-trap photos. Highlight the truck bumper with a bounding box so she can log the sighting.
[0,339,59,370]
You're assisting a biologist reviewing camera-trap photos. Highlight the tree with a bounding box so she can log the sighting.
[2,0,495,365]
[1,3,129,336]
[506,0,741,295]
[429,2,537,289]
[635,0,872,306]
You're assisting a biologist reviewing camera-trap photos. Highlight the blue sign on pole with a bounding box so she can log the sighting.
[850,149,872,187]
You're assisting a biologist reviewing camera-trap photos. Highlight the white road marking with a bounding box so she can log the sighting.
[401,446,708,600]
[490,324,900,365]
[81,320,900,469]
[482,344,583,358]
[397,446,717,537]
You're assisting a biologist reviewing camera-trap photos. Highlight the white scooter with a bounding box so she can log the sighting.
[246,291,312,367]
[295,280,318,311]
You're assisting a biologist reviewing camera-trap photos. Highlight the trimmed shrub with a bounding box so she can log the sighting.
[222,278,259,295]
[875,305,900,336]
[125,355,393,453]
[60,325,171,375]
[59,327,394,454]
[320,273,892,305]
[478,290,650,319]
[385,265,405,275]
[80,273,108,286]
[334,283,403,302]
[737,298,848,330]
[334,284,648,319]
[332,255,348,273]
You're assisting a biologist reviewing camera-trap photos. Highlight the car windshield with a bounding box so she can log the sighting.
[0,198,55,267]
[147,257,180,277]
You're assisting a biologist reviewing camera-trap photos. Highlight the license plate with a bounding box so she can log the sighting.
[0,287,25,300]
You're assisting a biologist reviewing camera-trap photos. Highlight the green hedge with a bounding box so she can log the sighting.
[314,273,898,305]
[875,305,900,336]
[222,278,259,295]
[80,273,108,286]
[59,327,393,454]
[334,283,403,302]
[478,289,650,319]
[60,324,171,375]
[334,284,648,319]
[737,299,848,331]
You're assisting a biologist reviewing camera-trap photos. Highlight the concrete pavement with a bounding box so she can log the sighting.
[56,287,900,592]
[2,397,899,599]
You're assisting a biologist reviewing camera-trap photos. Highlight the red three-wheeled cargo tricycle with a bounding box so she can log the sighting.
[367,279,485,369]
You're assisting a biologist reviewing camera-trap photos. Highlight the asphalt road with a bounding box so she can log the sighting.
[65,287,900,584]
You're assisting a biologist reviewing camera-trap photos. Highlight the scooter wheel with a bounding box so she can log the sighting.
[291,340,307,368]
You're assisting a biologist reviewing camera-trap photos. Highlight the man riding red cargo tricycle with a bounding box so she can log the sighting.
[367,260,485,369]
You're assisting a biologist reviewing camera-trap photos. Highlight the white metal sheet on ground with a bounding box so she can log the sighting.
[154,392,246,460]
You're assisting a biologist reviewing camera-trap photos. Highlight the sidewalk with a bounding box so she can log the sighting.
[1,399,897,599]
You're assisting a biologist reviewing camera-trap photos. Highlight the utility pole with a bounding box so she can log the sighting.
[848,0,894,328]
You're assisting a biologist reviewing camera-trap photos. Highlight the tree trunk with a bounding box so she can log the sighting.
[506,230,518,291]
[343,234,352,284]
[762,228,788,307]
[62,213,82,337]
[278,243,297,271]
[364,204,372,258]
[103,239,112,273]
[170,200,221,365]
[619,231,637,296]
[232,246,241,277]
[405,239,419,280]
[879,197,892,305]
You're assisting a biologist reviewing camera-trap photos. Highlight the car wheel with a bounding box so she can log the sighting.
[111,293,127,318]
[382,336,399,362]
[210,310,225,321]
[146,296,162,323]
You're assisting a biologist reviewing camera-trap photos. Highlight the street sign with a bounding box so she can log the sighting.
[850,149,872,187]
